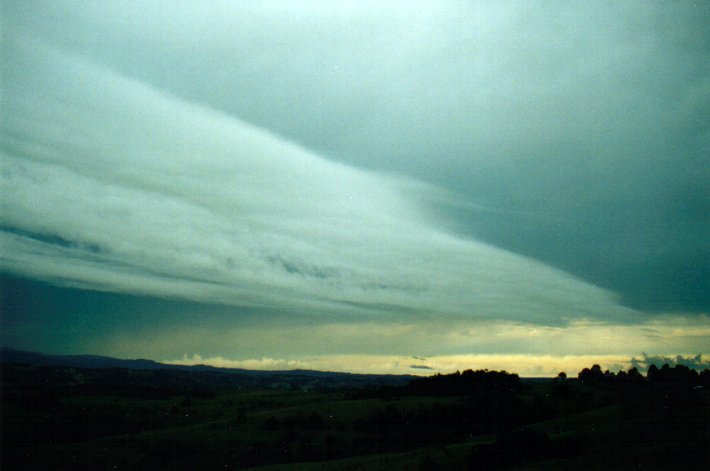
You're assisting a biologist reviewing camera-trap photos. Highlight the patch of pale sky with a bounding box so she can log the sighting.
[165,352,710,378]
[97,315,710,365]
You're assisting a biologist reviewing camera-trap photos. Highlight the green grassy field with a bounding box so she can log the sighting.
[2,363,708,470]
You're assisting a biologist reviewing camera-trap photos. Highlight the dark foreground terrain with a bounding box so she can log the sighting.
[2,351,709,470]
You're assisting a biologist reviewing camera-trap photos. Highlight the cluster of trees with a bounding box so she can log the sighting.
[576,363,709,387]
[406,368,521,396]
[577,364,644,385]
[647,363,709,384]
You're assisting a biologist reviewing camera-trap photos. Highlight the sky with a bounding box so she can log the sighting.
[1,0,708,376]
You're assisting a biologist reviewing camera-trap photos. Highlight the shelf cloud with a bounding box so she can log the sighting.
[2,37,636,327]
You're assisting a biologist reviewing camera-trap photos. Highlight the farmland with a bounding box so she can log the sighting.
[2,358,708,470]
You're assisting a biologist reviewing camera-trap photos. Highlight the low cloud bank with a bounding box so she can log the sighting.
[166,353,710,378]
[631,353,710,371]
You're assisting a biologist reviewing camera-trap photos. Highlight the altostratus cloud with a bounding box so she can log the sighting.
[1,38,636,325]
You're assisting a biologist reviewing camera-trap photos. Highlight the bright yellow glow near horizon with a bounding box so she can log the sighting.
[164,353,710,378]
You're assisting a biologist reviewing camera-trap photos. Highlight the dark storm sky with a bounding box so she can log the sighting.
[1,1,708,373]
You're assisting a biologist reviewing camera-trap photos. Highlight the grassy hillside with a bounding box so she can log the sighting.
[2,362,708,470]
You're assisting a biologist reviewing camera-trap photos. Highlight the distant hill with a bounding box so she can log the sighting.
[0,347,165,370]
[0,347,413,389]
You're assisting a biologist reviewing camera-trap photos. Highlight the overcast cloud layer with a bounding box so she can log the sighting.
[1,1,708,371]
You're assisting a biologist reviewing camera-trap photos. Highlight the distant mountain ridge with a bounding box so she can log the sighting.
[0,347,414,386]
[1,347,166,370]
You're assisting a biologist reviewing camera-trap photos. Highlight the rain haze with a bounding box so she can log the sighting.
[1,0,708,376]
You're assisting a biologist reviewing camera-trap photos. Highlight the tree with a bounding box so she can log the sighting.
[578,364,604,383]
[627,367,642,380]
